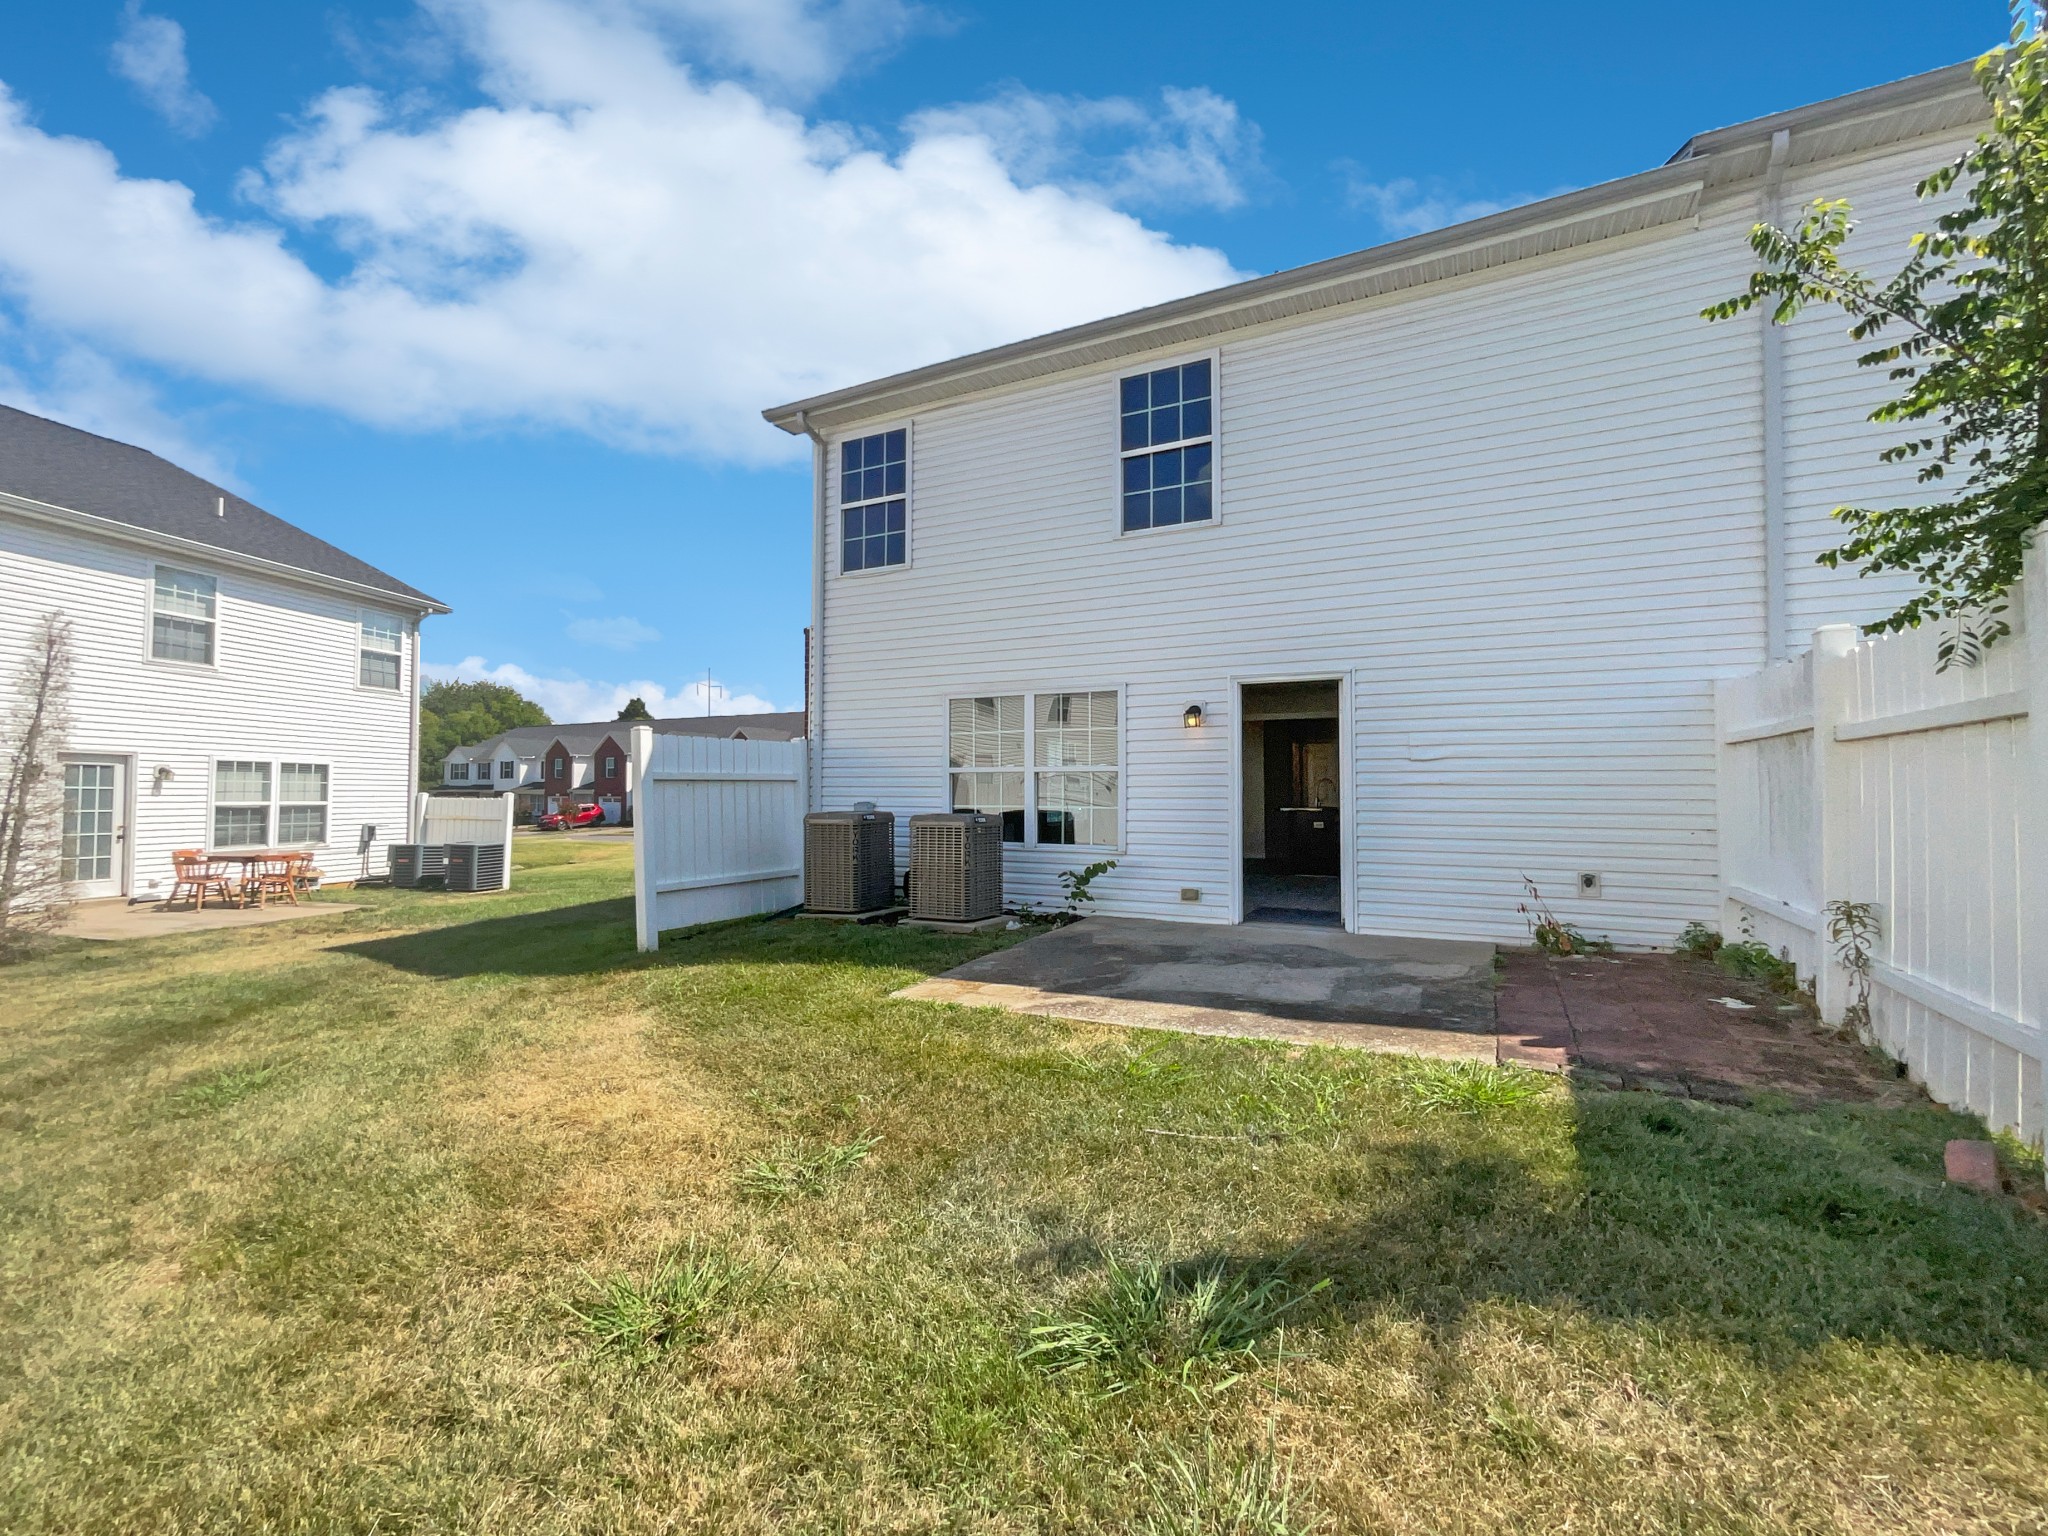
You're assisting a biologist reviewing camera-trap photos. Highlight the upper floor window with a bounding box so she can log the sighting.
[841,428,907,572]
[448,761,471,781]
[360,612,403,690]
[603,755,617,777]
[1120,359,1213,533]
[151,567,217,664]
[499,759,515,780]
[553,756,565,776]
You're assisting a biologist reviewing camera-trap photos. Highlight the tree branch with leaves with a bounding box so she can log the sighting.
[1705,12,2048,664]
[0,613,76,953]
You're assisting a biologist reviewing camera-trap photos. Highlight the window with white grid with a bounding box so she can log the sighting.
[948,695,1025,842]
[151,567,217,664]
[360,612,403,690]
[213,760,271,847]
[1034,691,1119,847]
[278,763,329,844]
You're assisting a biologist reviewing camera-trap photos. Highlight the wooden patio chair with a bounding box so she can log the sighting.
[169,850,235,910]
[250,853,305,908]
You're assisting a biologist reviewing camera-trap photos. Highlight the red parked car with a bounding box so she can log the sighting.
[536,802,607,831]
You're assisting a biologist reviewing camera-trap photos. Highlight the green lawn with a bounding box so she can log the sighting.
[3,839,2045,1534]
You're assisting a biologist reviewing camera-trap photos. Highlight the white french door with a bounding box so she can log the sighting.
[61,759,127,899]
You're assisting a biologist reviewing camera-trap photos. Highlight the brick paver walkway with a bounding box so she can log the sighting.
[1496,951,1923,1105]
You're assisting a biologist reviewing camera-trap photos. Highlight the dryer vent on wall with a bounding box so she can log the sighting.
[804,810,896,913]
[908,812,1003,922]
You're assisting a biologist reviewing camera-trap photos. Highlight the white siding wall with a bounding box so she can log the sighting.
[813,126,1979,946]
[0,513,421,898]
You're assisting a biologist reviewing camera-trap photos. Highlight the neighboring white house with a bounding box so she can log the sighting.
[765,63,1990,948]
[0,404,446,901]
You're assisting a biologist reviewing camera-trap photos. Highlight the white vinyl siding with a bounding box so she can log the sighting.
[150,566,216,665]
[360,611,403,690]
[815,123,1980,941]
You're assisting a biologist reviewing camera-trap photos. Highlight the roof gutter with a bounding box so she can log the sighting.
[0,489,451,614]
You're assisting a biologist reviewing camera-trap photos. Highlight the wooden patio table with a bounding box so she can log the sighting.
[205,850,298,908]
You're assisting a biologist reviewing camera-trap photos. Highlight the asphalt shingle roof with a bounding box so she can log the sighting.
[0,404,443,609]
[454,712,807,759]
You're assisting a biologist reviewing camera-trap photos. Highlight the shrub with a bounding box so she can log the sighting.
[1715,941,1801,994]
[1676,921,1723,959]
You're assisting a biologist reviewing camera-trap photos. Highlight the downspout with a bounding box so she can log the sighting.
[1760,127,1792,663]
[796,409,827,812]
[407,617,423,844]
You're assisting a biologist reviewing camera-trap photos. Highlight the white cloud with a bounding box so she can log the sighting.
[908,85,1263,212]
[427,654,789,721]
[110,3,218,137]
[1339,166,1561,239]
[0,0,1247,463]
[565,614,661,649]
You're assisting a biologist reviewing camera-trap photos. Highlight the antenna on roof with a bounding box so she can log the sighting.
[216,496,225,518]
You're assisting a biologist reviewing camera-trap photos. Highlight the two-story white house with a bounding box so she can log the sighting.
[0,404,446,902]
[766,63,1989,948]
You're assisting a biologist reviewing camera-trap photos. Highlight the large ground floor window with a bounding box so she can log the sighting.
[947,689,1119,849]
[213,759,331,848]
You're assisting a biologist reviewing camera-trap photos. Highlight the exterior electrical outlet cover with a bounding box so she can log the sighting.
[907,812,1004,922]
[804,810,896,913]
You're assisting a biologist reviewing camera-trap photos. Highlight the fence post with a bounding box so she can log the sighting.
[497,793,515,890]
[1809,623,1861,1025]
[631,725,657,953]
[2021,543,2048,1148]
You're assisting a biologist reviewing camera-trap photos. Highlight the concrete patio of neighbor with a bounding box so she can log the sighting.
[57,898,362,942]
[896,916,1499,1059]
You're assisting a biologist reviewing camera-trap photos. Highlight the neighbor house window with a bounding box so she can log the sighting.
[604,755,617,776]
[1035,691,1119,846]
[278,763,329,844]
[949,695,1025,842]
[213,760,271,847]
[499,760,515,780]
[841,428,907,572]
[151,567,217,664]
[360,612,403,690]
[448,761,471,781]
[1120,359,1214,532]
[553,756,564,776]
[947,690,1120,849]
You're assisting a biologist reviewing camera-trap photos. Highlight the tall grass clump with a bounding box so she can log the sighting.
[1401,1059,1551,1116]
[566,1244,767,1366]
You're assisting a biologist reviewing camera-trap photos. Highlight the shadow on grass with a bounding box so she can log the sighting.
[338,898,642,978]
[1039,1094,2048,1374]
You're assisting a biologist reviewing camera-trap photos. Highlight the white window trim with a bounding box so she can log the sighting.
[447,760,472,781]
[942,685,1126,853]
[358,608,406,693]
[208,757,333,850]
[145,562,220,669]
[836,419,914,578]
[1113,348,1224,539]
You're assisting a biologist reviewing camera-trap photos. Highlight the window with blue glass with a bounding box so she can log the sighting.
[1119,358,1213,532]
[840,428,908,571]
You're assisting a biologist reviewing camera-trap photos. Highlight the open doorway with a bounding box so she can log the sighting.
[1239,679,1342,927]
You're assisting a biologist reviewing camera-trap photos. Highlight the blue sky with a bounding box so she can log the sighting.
[0,0,2007,721]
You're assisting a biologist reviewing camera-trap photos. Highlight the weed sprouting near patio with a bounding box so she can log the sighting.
[1400,1058,1553,1115]
[2,839,2045,1533]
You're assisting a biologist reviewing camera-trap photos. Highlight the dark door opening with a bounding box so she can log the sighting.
[1240,681,1341,927]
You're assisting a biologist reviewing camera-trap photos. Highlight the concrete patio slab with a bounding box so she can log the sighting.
[895,916,1498,1058]
[58,898,362,942]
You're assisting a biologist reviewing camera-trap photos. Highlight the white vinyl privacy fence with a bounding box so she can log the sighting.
[411,792,515,889]
[1716,545,2046,1143]
[631,726,806,950]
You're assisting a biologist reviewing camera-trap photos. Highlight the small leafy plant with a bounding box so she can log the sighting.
[738,1133,880,1204]
[1235,1067,1346,1142]
[1402,1059,1551,1116]
[1516,876,1611,956]
[1021,1253,1328,1397]
[1676,921,1724,960]
[1715,941,1801,994]
[566,1244,766,1366]
[1825,899,1882,1036]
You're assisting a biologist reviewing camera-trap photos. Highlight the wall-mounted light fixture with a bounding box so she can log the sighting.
[1183,703,1204,729]
[152,765,175,787]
